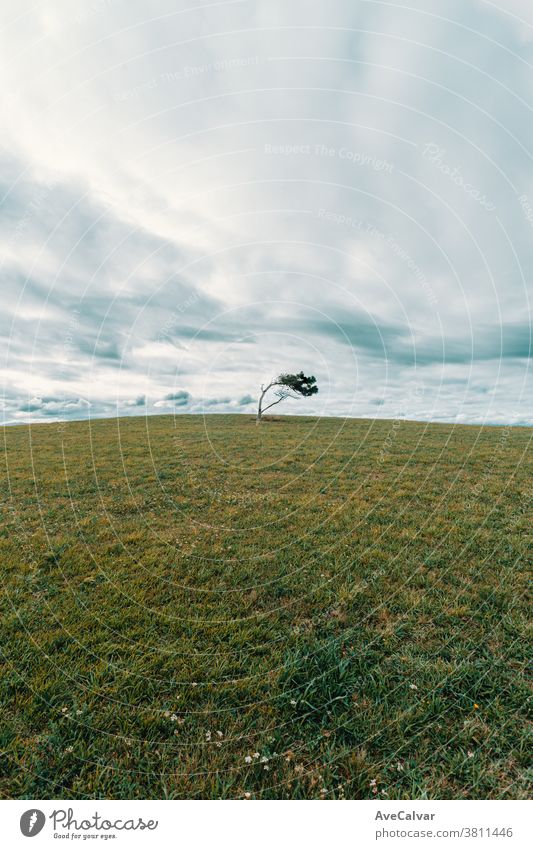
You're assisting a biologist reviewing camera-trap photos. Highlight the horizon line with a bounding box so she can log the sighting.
[1,410,531,431]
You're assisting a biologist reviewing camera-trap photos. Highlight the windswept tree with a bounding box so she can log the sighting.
[256,371,318,422]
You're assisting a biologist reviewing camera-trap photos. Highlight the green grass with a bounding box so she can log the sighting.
[0,413,531,799]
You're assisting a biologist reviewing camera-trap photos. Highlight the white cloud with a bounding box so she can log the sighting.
[0,0,531,425]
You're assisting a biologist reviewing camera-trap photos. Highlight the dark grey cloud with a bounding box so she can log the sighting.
[394,322,533,366]
[299,316,408,355]
[238,394,255,406]
[156,391,192,408]
[201,397,231,407]
[15,396,91,418]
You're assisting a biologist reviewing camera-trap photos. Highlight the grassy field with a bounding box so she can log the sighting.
[0,413,531,800]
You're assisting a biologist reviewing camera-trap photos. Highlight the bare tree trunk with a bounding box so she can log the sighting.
[256,384,268,423]
[257,381,289,422]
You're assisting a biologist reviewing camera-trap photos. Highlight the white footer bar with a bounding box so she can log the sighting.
[2,799,530,849]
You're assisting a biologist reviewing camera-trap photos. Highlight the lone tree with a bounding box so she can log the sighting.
[256,371,318,422]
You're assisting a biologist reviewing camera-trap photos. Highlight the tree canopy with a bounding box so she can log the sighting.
[257,371,318,421]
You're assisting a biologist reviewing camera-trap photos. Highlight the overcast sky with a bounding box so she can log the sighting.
[1,0,532,425]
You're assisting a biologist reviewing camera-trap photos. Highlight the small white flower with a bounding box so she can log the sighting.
[76,710,82,716]
[65,746,73,753]
[467,750,474,758]
[216,742,222,748]
[253,752,260,759]
[216,731,223,738]
[245,755,252,764]
[409,684,418,690]
[244,792,251,799]
[369,778,377,787]
[205,731,212,741]
[170,714,178,722]
[263,765,269,771]
[290,699,297,706]
[260,755,269,763]
[61,707,68,713]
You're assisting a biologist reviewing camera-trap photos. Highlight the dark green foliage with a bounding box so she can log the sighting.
[277,371,319,397]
